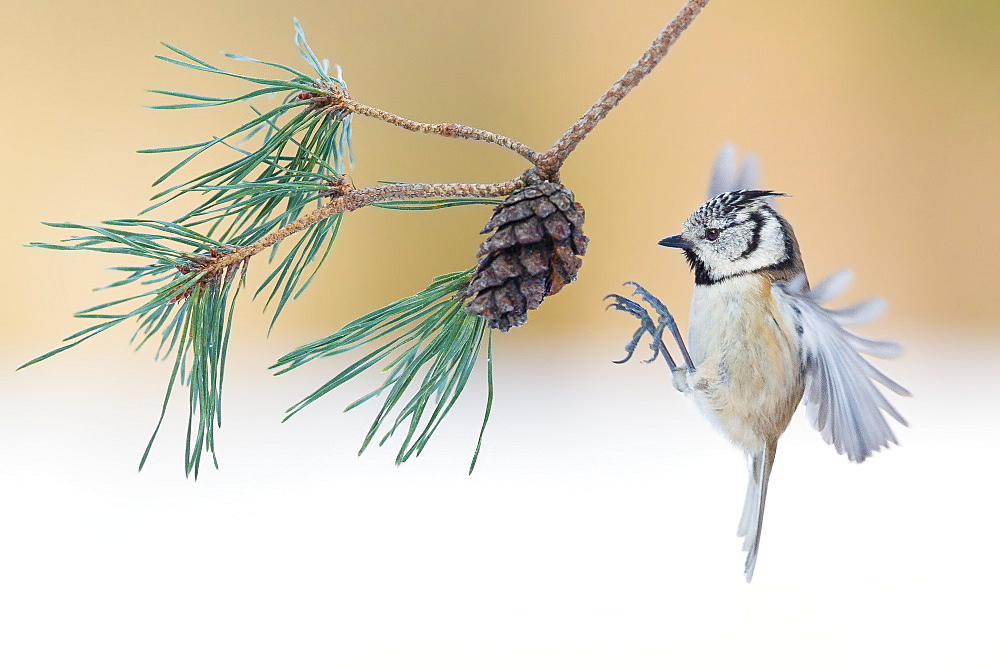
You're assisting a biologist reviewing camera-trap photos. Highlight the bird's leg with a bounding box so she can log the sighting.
[623,282,696,373]
[606,282,696,393]
[605,291,678,370]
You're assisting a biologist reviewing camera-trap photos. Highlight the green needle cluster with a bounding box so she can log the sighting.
[275,270,493,472]
[23,22,497,475]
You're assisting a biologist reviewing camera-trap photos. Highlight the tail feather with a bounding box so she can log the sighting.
[737,443,777,582]
[737,463,757,548]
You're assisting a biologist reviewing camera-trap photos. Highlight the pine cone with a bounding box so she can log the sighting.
[462,180,588,331]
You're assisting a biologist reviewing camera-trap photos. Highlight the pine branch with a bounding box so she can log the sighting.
[25,1,714,474]
[538,0,711,175]
[21,24,351,476]
[180,0,713,276]
[193,177,526,278]
[305,87,540,163]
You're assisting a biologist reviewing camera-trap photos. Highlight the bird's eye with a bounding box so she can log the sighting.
[705,228,720,241]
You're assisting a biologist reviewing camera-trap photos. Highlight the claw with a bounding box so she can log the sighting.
[604,294,655,364]
[604,290,667,365]
[612,326,647,364]
[623,281,696,373]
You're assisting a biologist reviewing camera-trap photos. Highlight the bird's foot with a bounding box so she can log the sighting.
[628,281,696,373]
[605,282,677,368]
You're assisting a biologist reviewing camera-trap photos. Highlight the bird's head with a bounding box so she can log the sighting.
[659,190,802,284]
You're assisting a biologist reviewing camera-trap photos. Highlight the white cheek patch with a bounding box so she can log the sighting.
[708,216,786,280]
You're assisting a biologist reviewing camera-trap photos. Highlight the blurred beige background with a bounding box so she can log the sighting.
[2,1,999,666]
[3,0,999,347]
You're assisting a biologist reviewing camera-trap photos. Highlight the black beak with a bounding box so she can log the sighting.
[658,234,693,250]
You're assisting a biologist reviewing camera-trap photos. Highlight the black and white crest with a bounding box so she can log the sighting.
[694,190,786,221]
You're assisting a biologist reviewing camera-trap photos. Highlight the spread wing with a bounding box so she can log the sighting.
[775,271,910,462]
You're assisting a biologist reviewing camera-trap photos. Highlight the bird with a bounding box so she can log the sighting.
[606,146,909,582]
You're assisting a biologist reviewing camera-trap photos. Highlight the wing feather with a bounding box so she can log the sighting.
[824,296,886,326]
[775,270,910,462]
[708,144,762,197]
[708,144,738,197]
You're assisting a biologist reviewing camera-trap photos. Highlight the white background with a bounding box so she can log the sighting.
[2,335,996,666]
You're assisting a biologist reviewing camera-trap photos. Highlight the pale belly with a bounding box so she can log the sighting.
[687,275,804,453]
